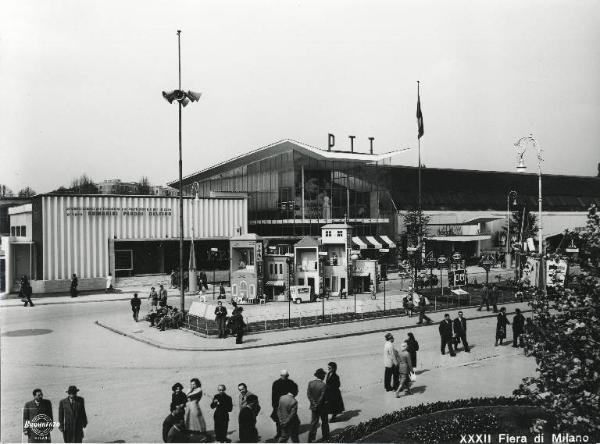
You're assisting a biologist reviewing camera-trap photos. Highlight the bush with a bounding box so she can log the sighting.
[403,412,499,444]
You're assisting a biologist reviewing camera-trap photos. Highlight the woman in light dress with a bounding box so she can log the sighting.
[184,377,207,436]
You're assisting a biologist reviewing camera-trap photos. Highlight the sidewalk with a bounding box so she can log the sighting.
[95,301,531,351]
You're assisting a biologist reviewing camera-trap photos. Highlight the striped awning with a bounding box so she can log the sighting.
[265,280,285,286]
[352,236,397,250]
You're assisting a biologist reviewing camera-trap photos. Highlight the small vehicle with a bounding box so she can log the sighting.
[289,285,312,304]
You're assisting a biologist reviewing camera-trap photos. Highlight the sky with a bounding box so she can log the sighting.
[1,0,599,194]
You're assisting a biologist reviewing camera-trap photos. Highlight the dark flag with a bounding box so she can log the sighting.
[417,92,424,139]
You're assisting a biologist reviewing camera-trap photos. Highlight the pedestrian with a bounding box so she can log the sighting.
[20,275,34,307]
[184,378,207,438]
[219,282,226,299]
[416,294,432,324]
[495,307,511,346]
[405,332,419,367]
[214,301,228,338]
[238,383,260,443]
[183,271,189,291]
[130,293,141,322]
[439,313,456,356]
[452,311,471,352]
[402,292,414,317]
[210,384,233,443]
[307,368,329,443]
[170,269,177,289]
[58,385,88,443]
[512,308,525,347]
[477,284,490,311]
[277,385,300,443]
[163,404,184,443]
[395,342,414,397]
[170,382,187,411]
[325,362,345,423]
[105,273,113,293]
[148,287,159,309]
[199,271,209,291]
[23,388,53,443]
[166,418,187,443]
[271,370,298,440]
[490,285,499,312]
[231,306,246,344]
[383,333,399,392]
[70,273,78,298]
[158,284,168,307]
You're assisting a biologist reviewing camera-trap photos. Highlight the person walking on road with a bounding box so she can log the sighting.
[20,275,34,307]
[130,293,141,322]
[58,385,88,443]
[512,308,525,348]
[477,284,490,311]
[495,307,511,346]
[277,385,300,443]
[395,342,414,397]
[23,388,53,443]
[490,285,499,313]
[210,384,233,443]
[416,294,432,324]
[325,362,345,423]
[452,311,470,352]
[184,378,207,439]
[70,274,78,298]
[439,314,456,356]
[238,383,260,443]
[405,332,419,367]
[307,368,329,443]
[219,282,227,299]
[270,370,298,441]
[214,301,228,339]
[383,333,399,391]
[231,306,246,344]
[158,284,168,308]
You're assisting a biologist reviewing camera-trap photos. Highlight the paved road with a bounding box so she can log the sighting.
[1,298,536,443]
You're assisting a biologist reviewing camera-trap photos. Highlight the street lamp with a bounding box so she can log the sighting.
[351,253,359,314]
[162,30,202,312]
[514,134,544,290]
[210,248,219,299]
[285,253,294,327]
[505,190,518,268]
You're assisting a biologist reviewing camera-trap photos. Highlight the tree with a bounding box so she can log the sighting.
[514,204,600,437]
[403,208,430,248]
[0,184,14,197]
[18,187,36,197]
[70,174,99,194]
[504,206,538,243]
[137,176,152,195]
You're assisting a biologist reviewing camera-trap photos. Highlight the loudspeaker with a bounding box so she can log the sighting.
[187,90,202,102]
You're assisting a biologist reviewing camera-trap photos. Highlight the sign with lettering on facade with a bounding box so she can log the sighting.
[65,206,173,216]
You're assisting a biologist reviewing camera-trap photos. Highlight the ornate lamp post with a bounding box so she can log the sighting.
[162,30,201,312]
[285,253,294,327]
[514,134,544,290]
[505,190,518,268]
[351,253,359,314]
[210,248,219,299]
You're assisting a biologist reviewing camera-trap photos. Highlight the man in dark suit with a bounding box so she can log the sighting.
[130,293,141,322]
[210,384,233,443]
[58,385,88,443]
[271,370,299,440]
[23,388,54,443]
[307,368,329,443]
[512,308,526,347]
[162,405,183,443]
[439,314,456,356]
[214,301,228,338]
[453,311,471,352]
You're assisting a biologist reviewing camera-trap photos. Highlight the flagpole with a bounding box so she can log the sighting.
[416,81,422,291]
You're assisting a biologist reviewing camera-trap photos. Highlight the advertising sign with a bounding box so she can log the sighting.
[546,258,567,288]
[255,242,264,298]
[448,269,466,287]
[522,257,539,287]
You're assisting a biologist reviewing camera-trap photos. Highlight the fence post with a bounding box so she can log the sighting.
[264,319,267,331]
[205,320,209,336]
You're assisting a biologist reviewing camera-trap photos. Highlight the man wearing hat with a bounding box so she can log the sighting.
[383,333,399,392]
[271,370,298,440]
[58,385,88,443]
[306,368,329,443]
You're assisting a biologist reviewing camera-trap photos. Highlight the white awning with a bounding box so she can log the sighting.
[366,236,383,249]
[378,235,397,249]
[352,237,369,249]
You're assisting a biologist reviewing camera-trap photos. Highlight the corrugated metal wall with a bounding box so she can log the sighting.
[41,195,247,280]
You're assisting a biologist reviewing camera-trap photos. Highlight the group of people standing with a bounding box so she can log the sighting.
[215,300,247,343]
[23,386,87,443]
[383,332,419,397]
[162,365,345,443]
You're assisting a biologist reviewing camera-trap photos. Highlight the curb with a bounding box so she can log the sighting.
[0,295,134,308]
[95,306,531,352]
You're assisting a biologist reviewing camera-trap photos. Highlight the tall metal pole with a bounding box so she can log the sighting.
[177,30,185,312]
[416,81,423,292]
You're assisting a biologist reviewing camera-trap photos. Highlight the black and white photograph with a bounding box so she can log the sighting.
[1,1,599,443]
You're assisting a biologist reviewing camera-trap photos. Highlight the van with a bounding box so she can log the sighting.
[289,285,312,304]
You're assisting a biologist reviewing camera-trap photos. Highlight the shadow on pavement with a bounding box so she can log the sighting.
[333,409,361,422]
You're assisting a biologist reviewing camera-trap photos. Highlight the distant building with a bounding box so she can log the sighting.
[151,185,179,196]
[96,179,139,195]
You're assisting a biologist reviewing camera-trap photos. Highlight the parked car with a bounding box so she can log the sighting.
[289,285,312,304]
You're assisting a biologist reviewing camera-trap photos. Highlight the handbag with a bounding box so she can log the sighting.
[409,371,416,382]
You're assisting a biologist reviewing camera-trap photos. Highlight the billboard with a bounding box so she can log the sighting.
[546,258,567,288]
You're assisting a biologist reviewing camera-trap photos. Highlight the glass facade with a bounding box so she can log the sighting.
[183,148,394,236]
